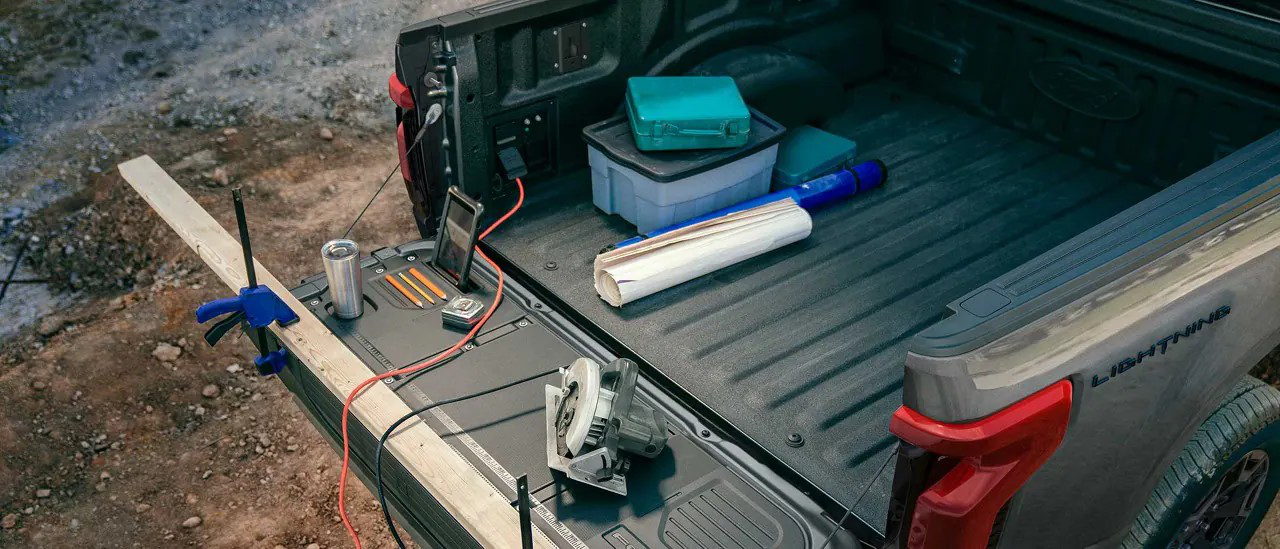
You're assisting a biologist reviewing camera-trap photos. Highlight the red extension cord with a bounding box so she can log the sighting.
[337,178,525,549]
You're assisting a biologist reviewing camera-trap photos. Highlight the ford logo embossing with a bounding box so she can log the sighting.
[1029,59,1141,121]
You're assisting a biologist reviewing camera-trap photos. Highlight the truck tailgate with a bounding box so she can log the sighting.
[486,79,1156,523]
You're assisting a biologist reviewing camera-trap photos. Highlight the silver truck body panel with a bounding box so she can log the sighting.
[905,144,1280,547]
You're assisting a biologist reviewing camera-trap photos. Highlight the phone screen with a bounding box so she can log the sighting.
[433,187,482,287]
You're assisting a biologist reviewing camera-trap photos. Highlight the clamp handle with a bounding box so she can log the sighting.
[203,312,245,346]
[196,296,244,323]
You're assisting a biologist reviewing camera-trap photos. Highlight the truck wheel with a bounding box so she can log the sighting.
[1125,376,1280,549]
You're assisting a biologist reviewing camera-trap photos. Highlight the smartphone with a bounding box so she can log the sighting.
[433,186,484,289]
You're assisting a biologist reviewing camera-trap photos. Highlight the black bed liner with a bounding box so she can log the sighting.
[486,78,1157,521]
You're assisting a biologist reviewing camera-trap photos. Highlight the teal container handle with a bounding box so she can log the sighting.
[659,122,731,137]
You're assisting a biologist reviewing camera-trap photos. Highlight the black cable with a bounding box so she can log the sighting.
[0,242,28,306]
[341,123,429,240]
[376,366,561,549]
[818,445,897,549]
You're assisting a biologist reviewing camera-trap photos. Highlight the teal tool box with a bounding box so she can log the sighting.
[625,76,751,151]
[771,125,858,188]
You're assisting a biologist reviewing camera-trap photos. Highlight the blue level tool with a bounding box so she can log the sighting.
[195,189,298,375]
[611,159,887,249]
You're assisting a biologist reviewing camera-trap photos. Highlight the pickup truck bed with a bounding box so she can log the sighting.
[488,77,1157,518]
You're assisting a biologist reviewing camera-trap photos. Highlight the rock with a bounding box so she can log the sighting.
[226,364,242,374]
[307,544,320,549]
[35,488,52,498]
[184,493,198,505]
[30,380,47,391]
[1,513,17,529]
[222,128,239,137]
[134,503,152,514]
[201,384,221,398]
[95,482,107,492]
[151,343,182,363]
[37,316,64,337]
[171,149,218,172]
[210,167,230,186]
[181,516,202,528]
[318,127,334,141]
[69,518,80,530]
[149,63,174,79]
[156,101,172,115]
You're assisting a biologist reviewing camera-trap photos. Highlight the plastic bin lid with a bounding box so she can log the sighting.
[583,107,785,183]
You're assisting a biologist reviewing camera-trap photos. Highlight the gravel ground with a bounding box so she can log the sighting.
[0,0,470,338]
[0,1,472,547]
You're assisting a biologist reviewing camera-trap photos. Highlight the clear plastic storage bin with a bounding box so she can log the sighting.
[583,108,785,234]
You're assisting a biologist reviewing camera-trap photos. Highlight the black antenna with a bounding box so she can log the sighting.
[233,188,257,288]
[517,475,533,549]
[231,189,269,355]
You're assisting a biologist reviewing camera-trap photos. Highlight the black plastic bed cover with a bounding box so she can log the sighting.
[484,81,1158,523]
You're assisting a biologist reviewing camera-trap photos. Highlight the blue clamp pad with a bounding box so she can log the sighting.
[196,286,299,328]
[255,349,290,376]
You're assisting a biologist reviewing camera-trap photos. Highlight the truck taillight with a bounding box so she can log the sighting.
[389,72,415,184]
[396,122,412,183]
[884,380,1072,549]
[388,73,414,110]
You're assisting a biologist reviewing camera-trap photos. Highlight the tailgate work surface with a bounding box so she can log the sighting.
[487,80,1155,522]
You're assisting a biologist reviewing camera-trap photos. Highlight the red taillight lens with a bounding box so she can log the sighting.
[396,122,412,183]
[889,380,1072,549]
[388,73,414,110]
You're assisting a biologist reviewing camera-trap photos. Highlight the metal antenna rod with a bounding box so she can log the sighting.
[231,188,270,355]
[233,188,258,289]
[517,475,533,549]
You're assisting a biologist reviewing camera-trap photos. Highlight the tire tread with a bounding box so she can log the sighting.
[1123,376,1280,548]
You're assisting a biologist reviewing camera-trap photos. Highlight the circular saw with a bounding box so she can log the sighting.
[545,357,668,495]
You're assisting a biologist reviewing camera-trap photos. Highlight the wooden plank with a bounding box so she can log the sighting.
[118,155,552,549]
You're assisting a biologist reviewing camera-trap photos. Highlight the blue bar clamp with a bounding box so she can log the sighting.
[195,189,299,376]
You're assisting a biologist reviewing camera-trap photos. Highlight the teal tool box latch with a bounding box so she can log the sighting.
[625,76,750,151]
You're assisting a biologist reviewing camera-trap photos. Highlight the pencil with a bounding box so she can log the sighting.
[408,267,447,300]
[398,272,435,305]
[384,275,423,308]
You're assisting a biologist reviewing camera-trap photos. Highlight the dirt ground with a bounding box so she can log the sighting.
[0,122,421,547]
[3,1,1280,549]
[0,1,462,547]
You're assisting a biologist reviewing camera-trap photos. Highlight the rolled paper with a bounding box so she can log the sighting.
[594,199,812,307]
